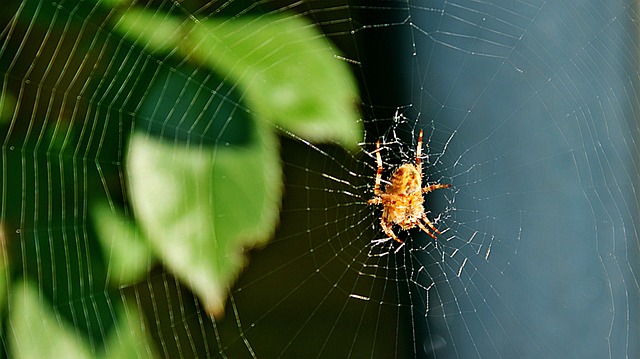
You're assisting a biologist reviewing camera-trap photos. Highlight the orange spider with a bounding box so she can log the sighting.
[368,130,451,244]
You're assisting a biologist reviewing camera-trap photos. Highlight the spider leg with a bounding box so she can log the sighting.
[416,130,423,174]
[420,213,443,238]
[372,140,383,197]
[416,221,438,239]
[423,183,452,193]
[380,219,403,244]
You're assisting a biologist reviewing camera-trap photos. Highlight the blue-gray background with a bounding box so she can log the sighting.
[395,1,640,358]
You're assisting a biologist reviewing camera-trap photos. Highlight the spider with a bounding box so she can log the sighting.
[368,130,451,244]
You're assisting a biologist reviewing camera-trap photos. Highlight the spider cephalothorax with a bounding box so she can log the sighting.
[368,130,451,244]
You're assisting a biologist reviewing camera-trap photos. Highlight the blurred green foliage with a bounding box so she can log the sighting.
[9,282,157,359]
[106,7,361,316]
[2,1,362,357]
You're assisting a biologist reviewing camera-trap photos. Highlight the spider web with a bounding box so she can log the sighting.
[1,0,639,358]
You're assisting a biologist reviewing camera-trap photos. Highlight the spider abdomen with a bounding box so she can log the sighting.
[387,164,422,195]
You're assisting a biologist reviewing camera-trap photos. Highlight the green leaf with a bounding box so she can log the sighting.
[8,281,158,359]
[97,0,131,7]
[9,282,93,359]
[103,302,158,359]
[112,9,186,55]
[126,120,281,316]
[113,10,362,148]
[92,203,153,285]
[0,227,7,311]
[0,90,16,124]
